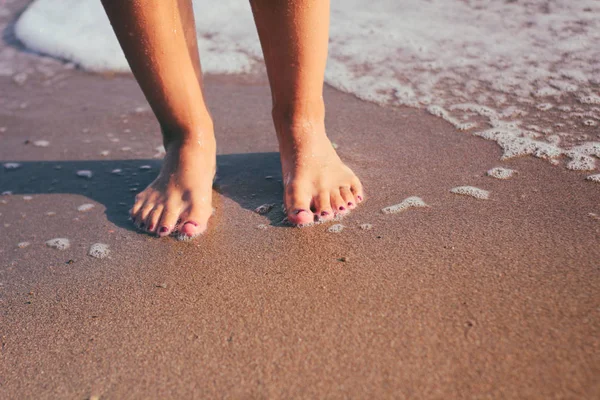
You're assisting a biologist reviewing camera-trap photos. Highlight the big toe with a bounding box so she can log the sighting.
[177,206,211,239]
[179,221,205,238]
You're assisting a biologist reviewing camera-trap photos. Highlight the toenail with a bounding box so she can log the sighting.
[321,211,329,216]
[159,227,169,234]
[184,221,198,227]
[348,202,354,207]
[339,206,345,211]
[294,209,307,215]
[357,196,363,201]
[148,224,155,231]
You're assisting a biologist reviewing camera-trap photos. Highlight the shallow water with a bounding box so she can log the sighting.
[12,0,600,172]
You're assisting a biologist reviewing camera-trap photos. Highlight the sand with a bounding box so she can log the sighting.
[1,2,600,400]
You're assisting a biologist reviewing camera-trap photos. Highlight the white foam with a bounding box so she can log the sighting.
[45,211,56,216]
[17,242,30,248]
[256,224,268,230]
[3,163,21,170]
[111,168,122,174]
[450,186,490,200]
[359,223,373,231]
[14,0,600,174]
[76,170,93,179]
[77,203,95,212]
[381,196,428,214]
[2,191,13,196]
[23,195,33,201]
[139,165,151,170]
[99,150,110,156]
[33,140,49,147]
[587,174,600,183]
[327,224,344,233]
[254,203,275,215]
[46,238,70,250]
[88,243,110,259]
[487,167,516,180]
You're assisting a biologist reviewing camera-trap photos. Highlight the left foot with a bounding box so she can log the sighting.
[275,117,364,226]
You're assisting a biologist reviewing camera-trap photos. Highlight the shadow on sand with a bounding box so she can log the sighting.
[0,152,287,231]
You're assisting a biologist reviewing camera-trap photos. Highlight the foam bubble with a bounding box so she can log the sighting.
[76,170,93,179]
[450,186,490,200]
[23,196,33,201]
[359,223,373,230]
[88,243,110,258]
[487,167,516,180]
[45,211,56,216]
[17,242,30,248]
[139,165,151,170]
[587,174,600,183]
[111,168,122,174]
[328,224,344,233]
[255,203,275,215]
[77,203,95,212]
[2,191,13,196]
[256,224,268,230]
[381,196,428,214]
[3,163,21,170]
[33,140,49,147]
[46,238,70,250]
[100,150,110,156]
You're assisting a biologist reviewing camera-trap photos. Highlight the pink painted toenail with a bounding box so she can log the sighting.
[184,221,198,227]
[348,202,354,207]
[294,209,307,215]
[339,206,345,211]
[148,224,155,231]
[159,227,169,234]
[358,196,363,201]
[321,211,329,216]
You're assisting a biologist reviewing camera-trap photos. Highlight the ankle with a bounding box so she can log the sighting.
[161,121,215,150]
[271,99,325,129]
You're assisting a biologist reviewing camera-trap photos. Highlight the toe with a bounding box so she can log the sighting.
[350,178,364,203]
[136,203,155,229]
[313,192,333,222]
[285,184,314,226]
[145,205,164,234]
[157,203,181,237]
[331,191,349,215]
[340,186,356,209]
[130,193,146,218]
[178,206,211,238]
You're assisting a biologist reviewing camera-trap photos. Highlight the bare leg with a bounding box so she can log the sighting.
[250,0,364,226]
[101,0,215,239]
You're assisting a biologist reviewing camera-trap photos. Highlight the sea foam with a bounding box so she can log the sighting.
[13,0,600,173]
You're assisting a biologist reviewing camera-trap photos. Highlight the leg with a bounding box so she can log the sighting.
[101,0,215,239]
[250,0,364,226]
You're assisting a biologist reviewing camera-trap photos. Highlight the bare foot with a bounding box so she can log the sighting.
[276,118,364,226]
[130,131,216,239]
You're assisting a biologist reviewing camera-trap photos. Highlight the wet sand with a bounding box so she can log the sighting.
[1,7,600,400]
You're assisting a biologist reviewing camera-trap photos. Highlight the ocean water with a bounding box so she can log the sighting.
[14,0,600,172]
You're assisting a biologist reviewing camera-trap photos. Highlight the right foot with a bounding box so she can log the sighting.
[130,131,216,239]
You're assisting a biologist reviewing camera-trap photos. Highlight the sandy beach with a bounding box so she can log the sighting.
[1,1,600,399]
